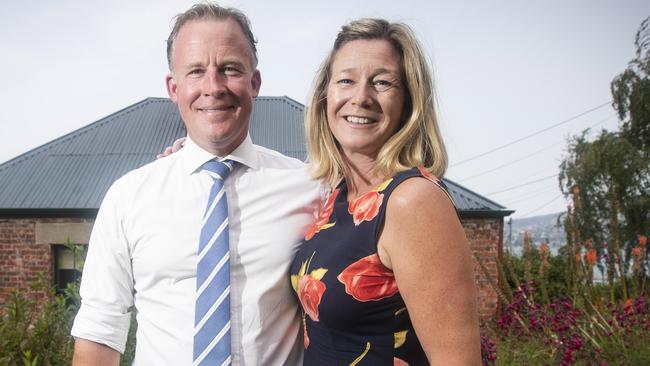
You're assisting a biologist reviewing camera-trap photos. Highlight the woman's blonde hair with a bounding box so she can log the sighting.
[306,18,447,188]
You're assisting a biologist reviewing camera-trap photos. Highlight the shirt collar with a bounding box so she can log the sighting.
[180,134,260,175]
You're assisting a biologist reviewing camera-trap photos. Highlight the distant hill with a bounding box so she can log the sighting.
[503,212,566,256]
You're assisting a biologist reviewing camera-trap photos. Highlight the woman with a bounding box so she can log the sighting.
[289,18,480,365]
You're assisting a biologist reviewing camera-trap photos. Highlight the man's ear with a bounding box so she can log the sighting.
[251,70,261,97]
[165,74,178,103]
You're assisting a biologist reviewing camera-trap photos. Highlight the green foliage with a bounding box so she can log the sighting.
[495,337,551,365]
[561,131,648,242]
[0,275,74,365]
[502,247,570,303]
[493,246,650,366]
[0,239,137,365]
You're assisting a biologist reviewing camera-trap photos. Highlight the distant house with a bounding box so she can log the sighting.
[0,97,512,321]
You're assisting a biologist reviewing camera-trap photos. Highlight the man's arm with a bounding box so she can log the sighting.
[72,339,120,366]
[70,178,134,358]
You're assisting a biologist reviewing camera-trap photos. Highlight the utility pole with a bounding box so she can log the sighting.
[507,217,513,253]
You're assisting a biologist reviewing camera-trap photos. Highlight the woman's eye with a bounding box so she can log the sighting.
[373,80,393,91]
[337,79,353,86]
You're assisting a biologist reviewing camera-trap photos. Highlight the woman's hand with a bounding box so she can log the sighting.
[156,137,187,159]
[378,177,481,366]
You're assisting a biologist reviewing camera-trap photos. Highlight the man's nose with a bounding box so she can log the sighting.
[203,70,227,97]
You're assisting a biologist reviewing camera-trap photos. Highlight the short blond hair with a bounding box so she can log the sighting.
[306,18,447,188]
[166,2,258,70]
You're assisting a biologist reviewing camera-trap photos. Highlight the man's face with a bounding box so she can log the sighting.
[166,18,261,156]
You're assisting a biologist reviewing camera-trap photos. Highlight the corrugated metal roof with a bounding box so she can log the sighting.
[250,96,307,160]
[0,97,512,216]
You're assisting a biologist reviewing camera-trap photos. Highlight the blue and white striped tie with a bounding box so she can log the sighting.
[194,159,235,366]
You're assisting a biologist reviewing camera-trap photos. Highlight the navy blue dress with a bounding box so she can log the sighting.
[289,167,454,365]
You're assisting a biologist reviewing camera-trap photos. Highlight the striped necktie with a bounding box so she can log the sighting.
[194,159,235,366]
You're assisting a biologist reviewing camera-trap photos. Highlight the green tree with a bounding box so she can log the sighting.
[612,17,650,154]
[611,16,650,243]
[559,17,650,301]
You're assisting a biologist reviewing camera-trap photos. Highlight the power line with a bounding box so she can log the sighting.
[450,101,612,167]
[455,113,618,183]
[517,194,565,218]
[501,186,560,205]
[487,174,557,196]
[457,142,562,182]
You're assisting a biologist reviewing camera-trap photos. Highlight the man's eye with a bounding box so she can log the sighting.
[224,66,242,75]
[188,69,204,77]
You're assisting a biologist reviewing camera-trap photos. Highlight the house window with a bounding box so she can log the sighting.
[53,244,86,293]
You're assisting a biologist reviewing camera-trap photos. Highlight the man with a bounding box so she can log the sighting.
[71,3,323,365]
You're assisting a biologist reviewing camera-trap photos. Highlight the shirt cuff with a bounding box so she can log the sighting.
[71,303,132,354]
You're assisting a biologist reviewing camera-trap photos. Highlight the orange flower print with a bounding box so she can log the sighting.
[394,357,409,366]
[417,165,439,184]
[347,178,392,226]
[291,253,328,322]
[338,253,398,302]
[417,166,455,204]
[305,188,340,240]
[298,275,327,321]
[348,191,384,226]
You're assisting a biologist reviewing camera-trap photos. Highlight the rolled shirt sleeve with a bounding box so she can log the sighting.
[71,177,135,353]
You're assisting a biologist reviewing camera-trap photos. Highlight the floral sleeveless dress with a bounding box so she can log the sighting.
[289,167,454,366]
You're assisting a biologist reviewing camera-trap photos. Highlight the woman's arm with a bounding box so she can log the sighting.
[378,177,481,366]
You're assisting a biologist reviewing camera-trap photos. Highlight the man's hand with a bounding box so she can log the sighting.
[156,137,187,159]
[72,338,120,366]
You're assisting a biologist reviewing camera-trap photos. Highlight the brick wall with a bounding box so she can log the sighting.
[0,219,50,303]
[461,217,503,323]
[1,216,505,323]
[0,218,93,303]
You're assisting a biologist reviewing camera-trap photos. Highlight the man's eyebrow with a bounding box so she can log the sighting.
[220,59,247,69]
[183,62,205,69]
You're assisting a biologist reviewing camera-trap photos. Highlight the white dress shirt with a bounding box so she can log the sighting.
[72,136,325,366]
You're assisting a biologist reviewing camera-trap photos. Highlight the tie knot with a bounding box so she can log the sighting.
[202,160,235,181]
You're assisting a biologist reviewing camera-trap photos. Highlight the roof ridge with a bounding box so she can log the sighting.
[0,97,159,172]
[254,96,305,111]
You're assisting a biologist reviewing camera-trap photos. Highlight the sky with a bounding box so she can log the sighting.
[1,0,648,219]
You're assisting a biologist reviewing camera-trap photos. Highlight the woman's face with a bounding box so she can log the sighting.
[326,39,406,160]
